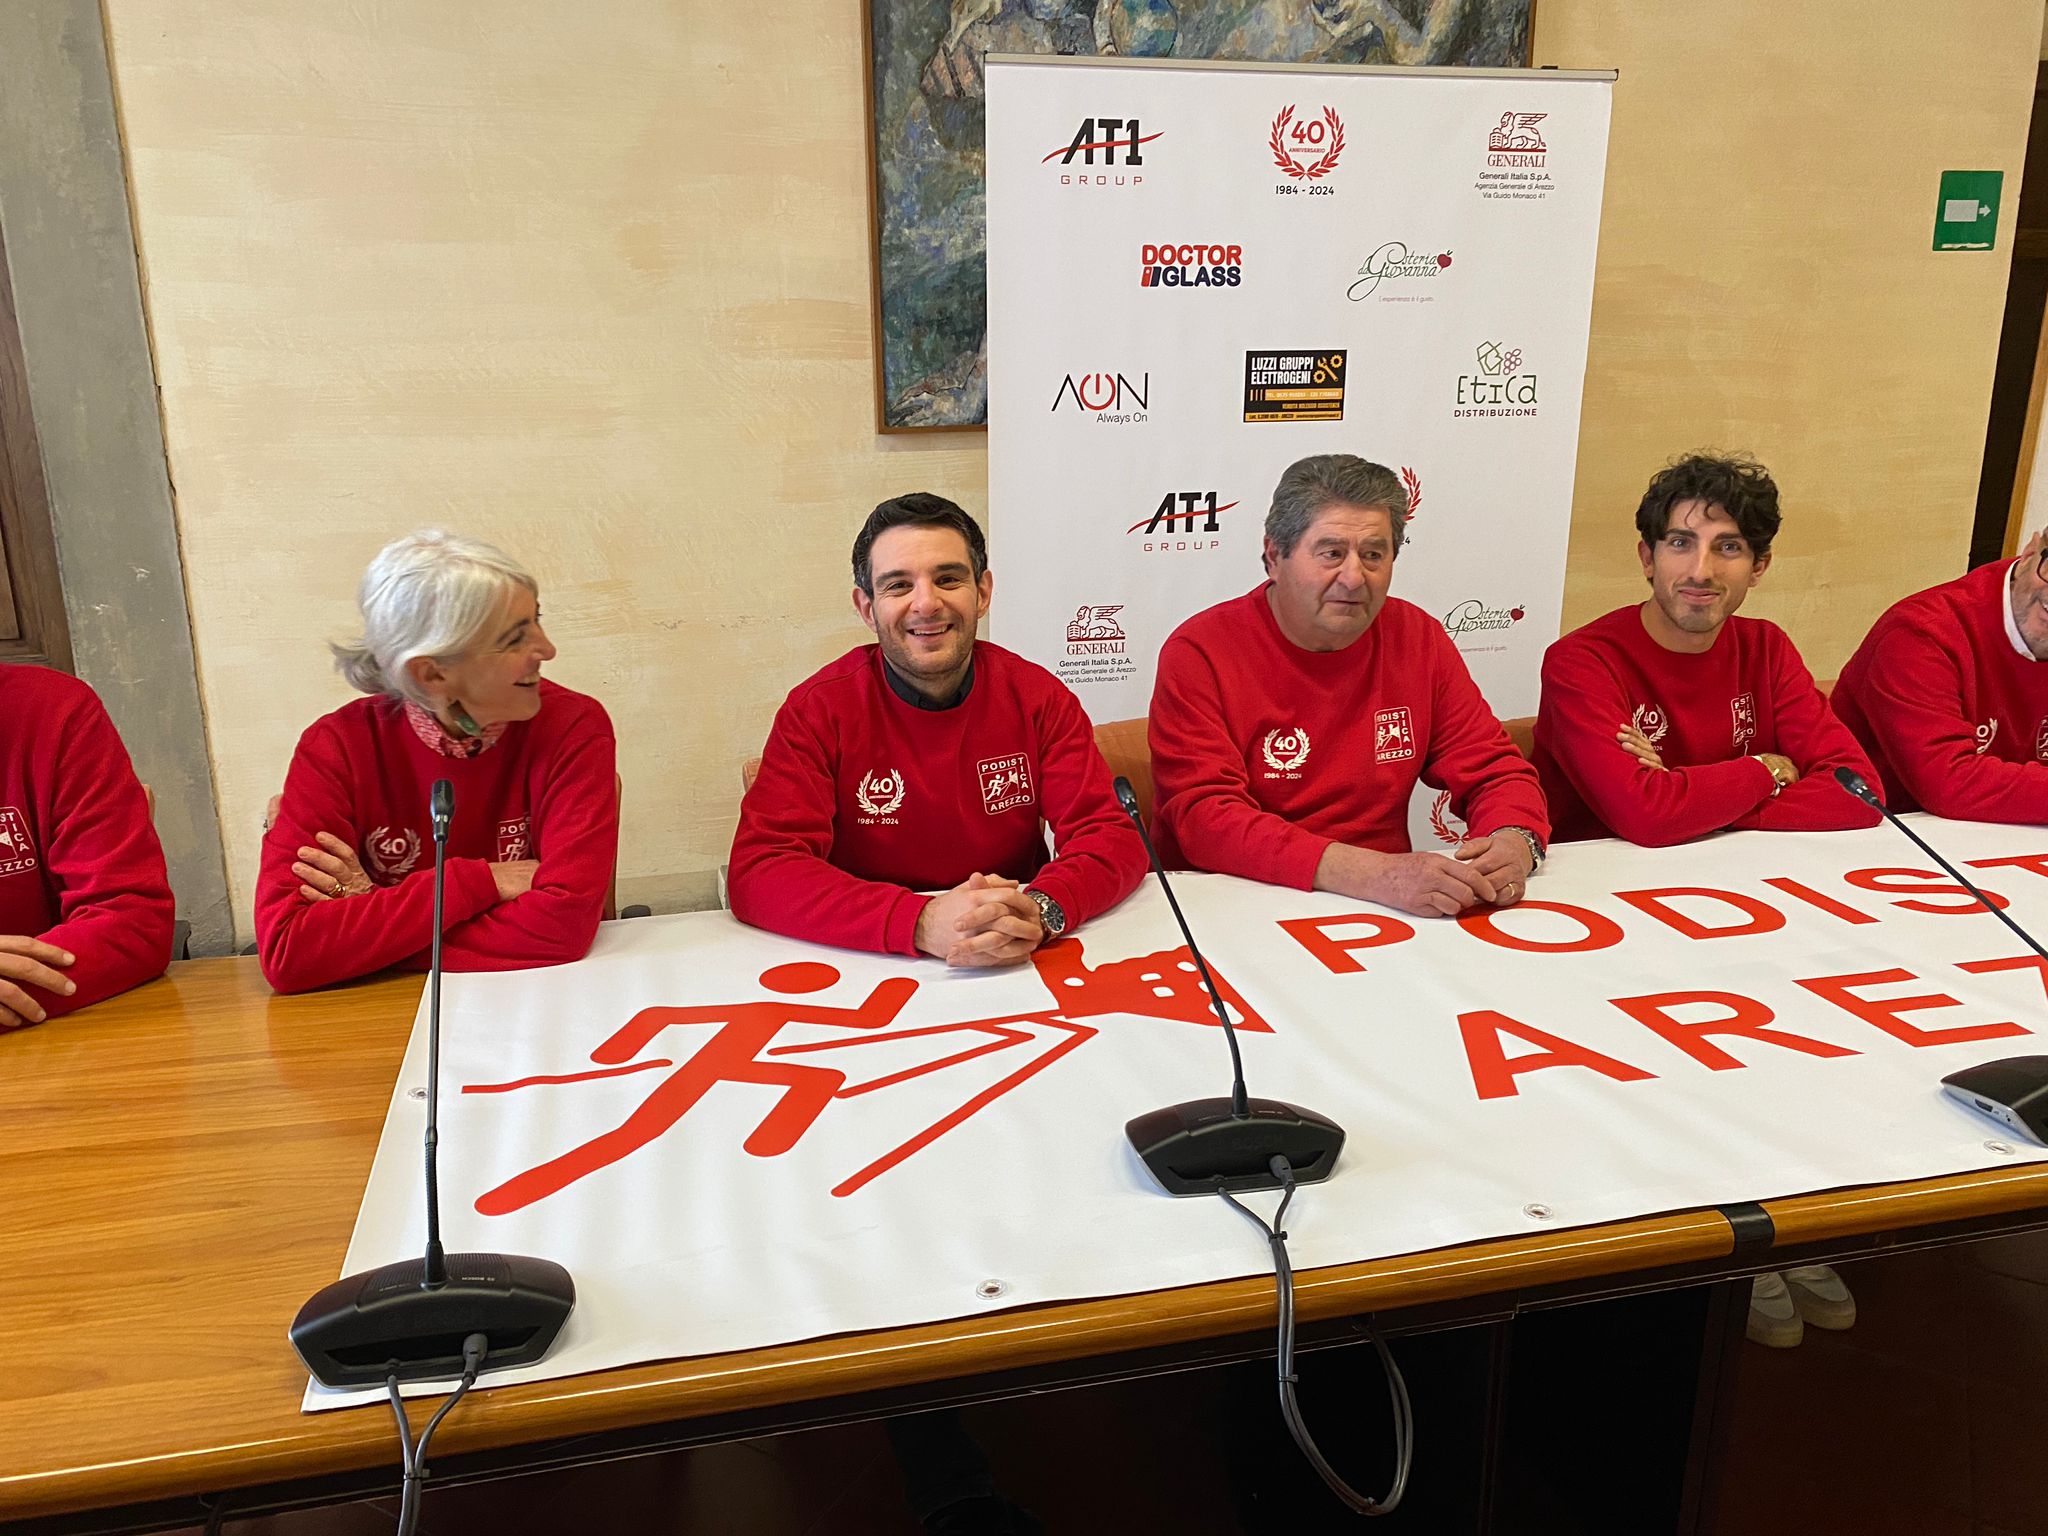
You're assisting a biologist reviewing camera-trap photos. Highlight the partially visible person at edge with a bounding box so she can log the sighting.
[1149,452,1549,918]
[728,491,1145,968]
[255,531,618,993]
[0,663,174,1031]
[1533,451,1880,847]
[1834,525,2048,821]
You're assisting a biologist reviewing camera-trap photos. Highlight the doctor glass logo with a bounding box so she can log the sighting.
[1044,117,1156,187]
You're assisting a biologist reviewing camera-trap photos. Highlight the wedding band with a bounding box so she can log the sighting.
[331,878,343,896]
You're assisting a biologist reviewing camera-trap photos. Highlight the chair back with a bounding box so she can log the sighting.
[741,756,762,792]
[1092,717,1155,825]
[1502,716,1535,761]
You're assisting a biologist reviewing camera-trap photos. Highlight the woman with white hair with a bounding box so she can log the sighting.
[256,531,618,993]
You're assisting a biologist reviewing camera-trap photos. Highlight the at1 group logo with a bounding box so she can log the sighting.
[1347,241,1452,303]
[1139,242,1242,289]
[1126,489,1239,553]
[1043,116,1157,187]
[1051,370,1148,425]
[1269,104,1343,189]
[1455,341,1539,418]
[1442,598,1526,643]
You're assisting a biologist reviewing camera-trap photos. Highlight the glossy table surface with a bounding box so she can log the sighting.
[5,956,2046,1522]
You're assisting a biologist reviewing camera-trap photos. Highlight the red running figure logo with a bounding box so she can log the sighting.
[462,940,1273,1211]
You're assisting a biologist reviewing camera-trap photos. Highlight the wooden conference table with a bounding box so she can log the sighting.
[7,956,2048,1532]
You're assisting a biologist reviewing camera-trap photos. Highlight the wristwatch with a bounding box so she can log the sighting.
[1498,825,1546,872]
[1024,887,1067,939]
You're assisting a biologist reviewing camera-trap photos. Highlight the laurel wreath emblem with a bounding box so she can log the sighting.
[1270,106,1345,182]
[1630,704,1669,746]
[1401,466,1423,520]
[856,770,906,817]
[1427,790,1464,848]
[1261,728,1311,773]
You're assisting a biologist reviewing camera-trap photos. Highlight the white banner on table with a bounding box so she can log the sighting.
[314,820,2048,1408]
[985,55,1612,742]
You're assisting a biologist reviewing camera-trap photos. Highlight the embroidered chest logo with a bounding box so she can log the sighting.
[2035,718,2048,764]
[856,769,906,823]
[0,807,38,879]
[1373,707,1417,763]
[1631,703,1669,745]
[1730,692,1757,751]
[1427,790,1466,848]
[1260,727,1311,777]
[1976,718,1999,756]
[497,816,532,861]
[978,754,1035,815]
[365,825,423,883]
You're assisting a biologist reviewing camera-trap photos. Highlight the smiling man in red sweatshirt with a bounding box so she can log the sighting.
[730,492,1144,968]
[1150,453,1548,917]
[1533,453,1879,849]
[0,664,175,1032]
[1833,529,2048,820]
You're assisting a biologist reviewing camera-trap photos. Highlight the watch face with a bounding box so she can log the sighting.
[1032,889,1066,934]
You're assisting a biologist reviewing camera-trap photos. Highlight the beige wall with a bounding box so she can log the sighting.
[102,1,2041,943]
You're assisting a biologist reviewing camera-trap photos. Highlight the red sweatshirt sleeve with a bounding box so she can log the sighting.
[728,696,931,956]
[1730,634,1881,832]
[1538,639,1777,847]
[1150,631,1329,887]
[1846,626,2048,822]
[1016,682,1146,929]
[255,720,499,993]
[1420,628,1551,844]
[437,711,616,970]
[22,692,174,1019]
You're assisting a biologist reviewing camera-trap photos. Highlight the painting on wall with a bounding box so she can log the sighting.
[864,0,1536,431]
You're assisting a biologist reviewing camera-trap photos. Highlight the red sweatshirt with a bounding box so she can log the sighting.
[0,664,173,1021]
[728,642,1147,956]
[256,680,618,992]
[1149,585,1548,887]
[1534,604,1880,846]
[1834,558,2048,820]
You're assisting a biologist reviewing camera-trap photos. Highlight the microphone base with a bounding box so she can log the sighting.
[1126,1096,1346,1196]
[1941,1056,2048,1146]
[291,1251,575,1389]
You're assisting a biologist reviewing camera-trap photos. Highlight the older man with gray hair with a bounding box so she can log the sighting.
[1149,453,1547,916]
[256,530,618,992]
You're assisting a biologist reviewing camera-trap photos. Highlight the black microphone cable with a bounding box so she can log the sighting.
[1218,1155,1414,1517]
[384,1332,489,1536]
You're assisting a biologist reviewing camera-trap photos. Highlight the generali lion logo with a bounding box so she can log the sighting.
[1428,790,1466,848]
[1976,718,1999,756]
[855,769,906,819]
[1631,703,1669,746]
[1260,727,1311,776]
[365,825,422,883]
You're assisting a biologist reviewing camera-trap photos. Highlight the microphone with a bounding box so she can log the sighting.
[1833,767,2048,1143]
[291,779,577,1388]
[1111,775,1345,1195]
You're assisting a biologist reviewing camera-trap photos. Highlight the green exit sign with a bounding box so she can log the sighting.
[1934,170,2002,251]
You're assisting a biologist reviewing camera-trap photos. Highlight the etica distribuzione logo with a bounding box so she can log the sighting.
[1043,117,1157,187]
[1454,341,1538,418]
[1138,241,1242,289]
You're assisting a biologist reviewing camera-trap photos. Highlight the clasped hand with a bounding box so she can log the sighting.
[914,872,1045,968]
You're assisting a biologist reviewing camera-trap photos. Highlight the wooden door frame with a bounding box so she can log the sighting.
[0,213,70,669]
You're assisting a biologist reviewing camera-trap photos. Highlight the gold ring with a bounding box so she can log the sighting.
[331,878,344,896]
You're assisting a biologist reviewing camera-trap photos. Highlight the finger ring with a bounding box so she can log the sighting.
[331,878,344,896]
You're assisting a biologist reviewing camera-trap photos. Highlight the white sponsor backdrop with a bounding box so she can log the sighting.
[984,56,1612,847]
[318,820,2048,1408]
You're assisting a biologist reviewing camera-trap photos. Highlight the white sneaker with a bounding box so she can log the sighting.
[1784,1264,1856,1330]
[1746,1272,1803,1348]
